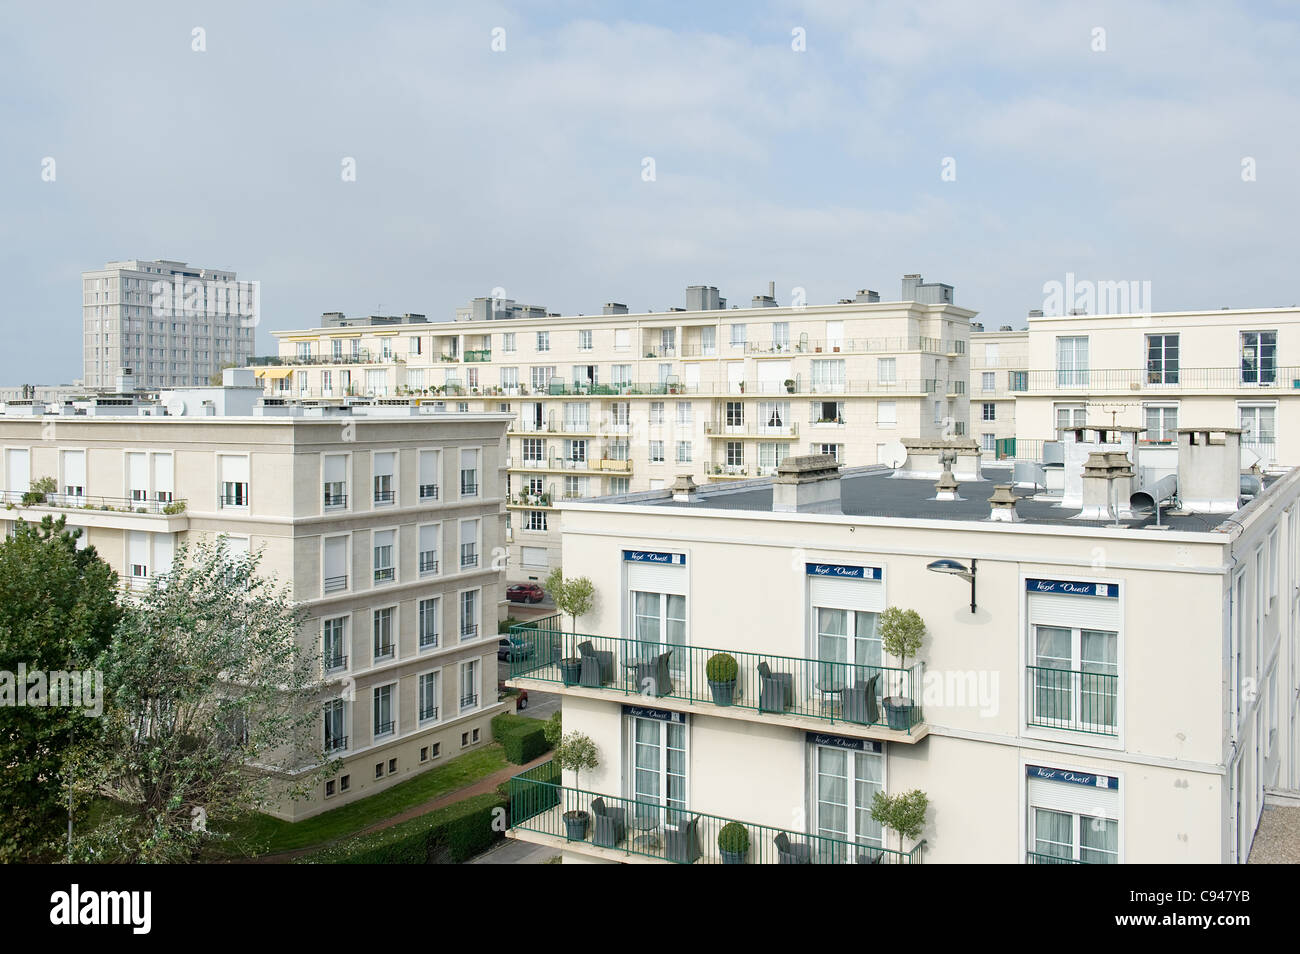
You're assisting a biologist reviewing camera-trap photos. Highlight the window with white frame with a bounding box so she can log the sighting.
[811,359,846,391]
[676,441,692,463]
[373,684,395,737]
[530,366,555,391]
[649,440,665,463]
[730,324,747,347]
[323,453,348,508]
[418,596,440,649]
[981,371,996,392]
[877,401,896,426]
[501,366,519,389]
[373,607,395,661]
[563,475,588,498]
[877,358,897,385]
[324,699,347,752]
[1145,334,1179,384]
[372,529,395,583]
[1026,580,1119,735]
[609,477,630,494]
[419,671,440,722]
[771,322,790,349]
[536,331,550,353]
[218,455,249,508]
[323,535,349,593]
[982,433,996,452]
[417,449,440,500]
[460,658,479,710]
[459,518,479,568]
[1241,330,1276,385]
[60,449,85,500]
[525,510,547,531]
[459,448,479,497]
[1026,766,1119,864]
[323,617,348,671]
[725,441,744,468]
[676,402,692,426]
[701,326,716,356]
[502,332,516,353]
[578,329,593,351]
[758,442,789,473]
[1054,404,1086,433]
[810,443,842,462]
[1239,404,1276,453]
[1143,405,1178,443]
[372,451,395,505]
[630,715,686,810]
[564,402,590,431]
[649,402,665,425]
[1056,336,1089,387]
[813,742,885,853]
[419,523,439,574]
[611,364,632,387]
[614,329,630,352]
[982,402,996,421]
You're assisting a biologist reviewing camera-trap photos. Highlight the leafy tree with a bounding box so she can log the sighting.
[542,711,562,749]
[554,731,599,789]
[0,516,120,861]
[870,789,929,854]
[72,538,333,862]
[879,606,927,699]
[544,567,596,632]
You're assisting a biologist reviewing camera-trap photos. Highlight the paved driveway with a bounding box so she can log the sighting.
[470,839,560,864]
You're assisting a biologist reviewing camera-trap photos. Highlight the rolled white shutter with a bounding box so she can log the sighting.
[809,576,884,613]
[63,450,86,489]
[224,535,250,559]
[6,449,29,493]
[128,531,148,569]
[418,451,438,485]
[154,533,175,575]
[373,451,394,478]
[127,453,148,495]
[152,453,173,496]
[1027,594,1120,630]
[460,448,476,471]
[419,524,438,554]
[1028,777,1119,815]
[627,561,687,594]
[219,455,249,483]
[323,537,347,579]
[323,454,346,483]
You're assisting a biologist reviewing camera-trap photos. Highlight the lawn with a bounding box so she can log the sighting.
[214,743,511,857]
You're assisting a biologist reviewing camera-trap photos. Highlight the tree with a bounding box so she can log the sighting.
[542,711,563,749]
[0,516,121,862]
[554,731,599,790]
[879,606,927,700]
[71,538,333,862]
[870,789,929,855]
[544,567,596,632]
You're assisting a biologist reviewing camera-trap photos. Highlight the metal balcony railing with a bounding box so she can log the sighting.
[507,617,925,734]
[464,350,492,362]
[323,491,348,508]
[373,488,395,504]
[374,566,395,583]
[325,735,348,753]
[460,624,479,641]
[1026,851,1087,864]
[508,761,925,864]
[1024,366,1300,392]
[1025,666,1118,736]
[374,643,395,661]
[323,574,348,594]
[460,692,478,709]
[460,547,478,569]
[374,720,394,736]
[419,483,439,500]
[704,421,799,438]
[419,553,439,574]
[420,705,439,721]
[0,490,187,515]
[324,654,348,672]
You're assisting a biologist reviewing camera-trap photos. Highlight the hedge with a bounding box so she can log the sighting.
[491,713,552,765]
[296,793,507,864]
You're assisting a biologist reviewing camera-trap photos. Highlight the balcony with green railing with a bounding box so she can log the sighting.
[464,349,492,362]
[506,616,926,740]
[1026,851,1087,864]
[1025,665,1118,736]
[508,760,925,864]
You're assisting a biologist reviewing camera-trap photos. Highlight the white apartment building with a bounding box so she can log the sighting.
[502,435,1300,864]
[83,259,256,390]
[973,307,1300,469]
[969,325,1028,459]
[0,371,511,820]
[266,278,974,582]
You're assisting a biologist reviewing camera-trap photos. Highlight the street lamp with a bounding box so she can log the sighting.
[927,558,977,614]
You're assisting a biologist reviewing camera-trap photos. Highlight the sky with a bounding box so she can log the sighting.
[3,0,1300,383]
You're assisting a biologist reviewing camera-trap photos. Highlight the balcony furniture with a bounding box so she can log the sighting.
[842,673,881,725]
[757,661,794,713]
[629,812,661,852]
[589,797,627,848]
[577,640,615,688]
[774,832,812,865]
[815,679,845,716]
[856,847,885,864]
[634,652,674,697]
[664,815,702,864]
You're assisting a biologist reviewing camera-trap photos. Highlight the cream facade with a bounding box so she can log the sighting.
[969,329,1028,459]
[0,397,511,820]
[503,453,1300,864]
[266,282,974,582]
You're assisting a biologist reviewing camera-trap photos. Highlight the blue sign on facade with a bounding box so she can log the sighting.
[1026,764,1119,790]
[805,731,883,754]
[1025,578,1118,599]
[623,704,685,724]
[805,563,882,581]
[623,550,686,566]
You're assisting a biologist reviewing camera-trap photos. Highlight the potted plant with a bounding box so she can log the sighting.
[783,379,796,394]
[706,652,738,706]
[21,476,56,506]
[546,567,597,678]
[556,731,600,841]
[869,789,928,859]
[879,607,926,730]
[718,821,750,864]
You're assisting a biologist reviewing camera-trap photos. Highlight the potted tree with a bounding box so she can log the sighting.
[706,652,738,706]
[546,567,597,679]
[879,607,926,730]
[783,379,796,394]
[21,476,56,506]
[556,731,600,841]
[718,821,750,864]
[869,789,928,860]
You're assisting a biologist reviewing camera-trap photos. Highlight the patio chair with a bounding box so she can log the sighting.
[757,661,794,713]
[589,797,627,848]
[634,651,674,697]
[856,847,885,864]
[774,831,812,864]
[842,673,881,725]
[664,815,702,864]
[577,640,615,687]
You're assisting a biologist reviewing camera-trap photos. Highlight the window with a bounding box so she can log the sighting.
[502,332,516,353]
[981,371,996,392]
[771,322,790,349]
[609,402,630,430]
[323,617,348,671]
[649,402,665,426]
[1055,336,1089,387]
[1241,330,1276,385]
[459,519,479,569]
[730,324,747,347]
[632,591,685,651]
[323,535,349,593]
[372,529,395,583]
[611,364,632,387]
[877,358,897,385]
[419,671,440,722]
[418,449,439,500]
[530,366,555,391]
[416,595,440,650]
[1143,405,1178,443]
[388,758,397,774]
[460,659,479,710]
[373,607,395,661]
[1239,404,1276,458]
[982,402,996,421]
[676,402,692,426]
[630,716,686,810]
[649,441,665,463]
[564,402,590,431]
[459,589,479,641]
[1028,777,1118,865]
[813,744,884,851]
[1054,404,1086,433]
[340,774,350,791]
[61,450,85,499]
[1030,624,1117,733]
[758,442,789,473]
[811,443,842,462]
[1145,333,1179,384]
[459,448,479,497]
[614,329,631,352]
[578,329,593,351]
[419,524,439,575]
[725,401,744,429]
[813,400,843,424]
[536,331,550,352]
[876,401,896,426]
[811,359,846,392]
[982,433,996,452]
[500,367,519,390]
[372,451,395,505]
[675,441,692,463]
[375,763,384,779]
[522,438,544,464]
[525,510,547,531]
[521,546,548,568]
[218,455,249,508]
[565,439,587,465]
[701,326,716,356]
[1010,370,1028,392]
[608,477,630,494]
[323,454,348,508]
[725,441,744,468]
[323,700,347,753]
[373,685,394,737]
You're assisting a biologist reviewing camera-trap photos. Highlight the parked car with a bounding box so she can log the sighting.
[497,680,529,711]
[498,636,535,661]
[506,582,545,603]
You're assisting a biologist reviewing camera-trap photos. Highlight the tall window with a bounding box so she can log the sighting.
[814,745,884,851]
[1031,807,1117,864]
[372,529,395,583]
[418,449,440,500]
[372,451,395,504]
[730,324,747,347]
[1143,405,1178,442]
[323,454,348,508]
[771,322,790,349]
[981,371,995,392]
[218,455,249,508]
[459,448,479,497]
[1054,404,1086,433]
[1145,333,1179,384]
[649,402,665,426]
[632,591,685,649]
[725,441,744,468]
[522,438,544,464]
[676,402,692,426]
[502,332,516,353]
[675,441,692,463]
[418,597,439,649]
[1239,405,1277,463]
[877,358,897,385]
[419,672,440,722]
[701,326,716,355]
[530,366,555,391]
[1030,624,1117,733]
[324,700,347,752]
[323,617,347,671]
[373,608,395,661]
[611,364,633,387]
[649,440,665,463]
[459,519,479,568]
[982,402,996,421]
[373,685,394,737]
[536,331,550,352]
[758,442,789,473]
[578,329,593,351]
[725,401,744,428]
[1241,331,1276,385]
[419,524,440,574]
[631,717,686,811]
[1055,336,1089,387]
[460,659,479,710]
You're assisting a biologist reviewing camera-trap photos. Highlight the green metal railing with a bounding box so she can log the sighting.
[1026,851,1085,864]
[1026,666,1118,736]
[508,616,924,733]
[508,762,925,865]
[464,349,492,362]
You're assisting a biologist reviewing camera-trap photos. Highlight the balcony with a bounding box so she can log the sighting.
[1024,366,1300,393]
[465,349,492,362]
[508,761,925,864]
[1025,666,1118,736]
[460,692,478,710]
[505,618,926,742]
[419,553,440,574]
[1,491,190,531]
[704,421,799,438]
[325,735,348,754]
[1026,851,1087,864]
[420,705,440,721]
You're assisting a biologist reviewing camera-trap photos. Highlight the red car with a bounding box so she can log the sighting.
[506,583,545,603]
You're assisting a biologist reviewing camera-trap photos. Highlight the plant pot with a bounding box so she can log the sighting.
[559,658,583,687]
[883,697,915,731]
[707,679,737,706]
[720,848,748,864]
[563,810,590,841]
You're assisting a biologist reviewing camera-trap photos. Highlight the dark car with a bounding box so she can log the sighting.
[498,636,535,661]
[506,583,545,603]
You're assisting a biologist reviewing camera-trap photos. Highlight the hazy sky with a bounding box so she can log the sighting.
[3,0,1299,383]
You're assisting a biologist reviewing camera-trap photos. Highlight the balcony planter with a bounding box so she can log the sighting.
[705,652,738,706]
[882,697,916,730]
[562,810,590,841]
[718,821,750,864]
[784,379,796,394]
[559,657,583,686]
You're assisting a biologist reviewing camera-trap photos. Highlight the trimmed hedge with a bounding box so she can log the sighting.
[296,793,507,864]
[491,713,552,765]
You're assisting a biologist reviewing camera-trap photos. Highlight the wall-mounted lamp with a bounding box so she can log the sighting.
[926,558,977,614]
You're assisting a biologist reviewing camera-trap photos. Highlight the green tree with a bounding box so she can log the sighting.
[869,789,929,855]
[554,731,599,789]
[72,538,333,862]
[544,567,596,632]
[0,516,121,862]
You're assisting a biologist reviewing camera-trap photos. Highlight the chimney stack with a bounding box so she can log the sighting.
[772,455,841,513]
[1177,428,1242,513]
[988,484,1021,521]
[670,474,700,503]
[1078,452,1135,521]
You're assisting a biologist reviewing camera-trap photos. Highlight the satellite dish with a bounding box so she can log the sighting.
[165,397,187,417]
[881,440,907,469]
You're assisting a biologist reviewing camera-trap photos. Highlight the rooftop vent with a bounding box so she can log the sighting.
[855,289,881,303]
[670,474,700,503]
[1027,309,1044,318]
[772,454,841,514]
[988,484,1021,522]
[1177,428,1242,513]
[602,302,628,315]
[685,285,722,311]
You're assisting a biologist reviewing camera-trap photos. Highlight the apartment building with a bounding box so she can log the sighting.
[0,370,511,820]
[266,277,975,581]
[974,307,1300,469]
[502,434,1300,864]
[83,258,256,390]
[969,324,1028,459]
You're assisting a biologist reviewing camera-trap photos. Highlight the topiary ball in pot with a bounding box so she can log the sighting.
[718,821,750,863]
[706,652,738,706]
